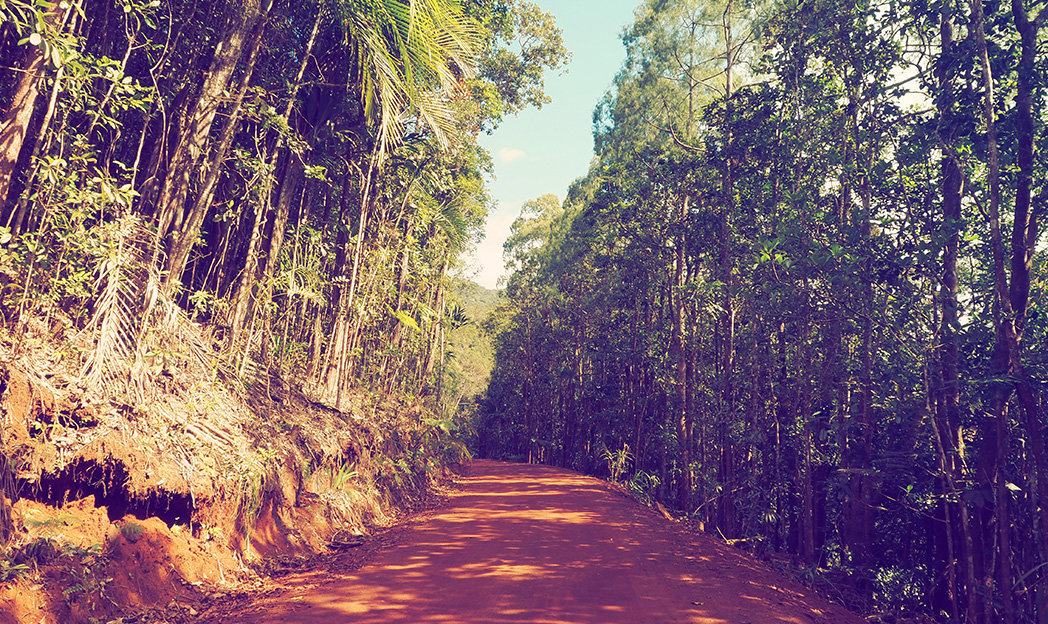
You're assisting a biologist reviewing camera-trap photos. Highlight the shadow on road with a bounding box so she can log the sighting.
[223,460,860,624]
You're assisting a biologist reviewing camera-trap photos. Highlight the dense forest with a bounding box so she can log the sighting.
[478,0,1047,622]
[2,0,1047,621]
[0,0,566,615]
[0,0,567,414]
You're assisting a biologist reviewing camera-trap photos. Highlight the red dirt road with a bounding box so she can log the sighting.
[219,460,865,623]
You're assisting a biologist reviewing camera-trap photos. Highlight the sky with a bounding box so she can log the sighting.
[461,0,641,290]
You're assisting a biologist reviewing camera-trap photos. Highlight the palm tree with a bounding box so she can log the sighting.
[337,0,478,151]
[312,0,478,405]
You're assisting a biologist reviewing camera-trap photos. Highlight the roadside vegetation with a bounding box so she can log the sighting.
[479,0,1048,622]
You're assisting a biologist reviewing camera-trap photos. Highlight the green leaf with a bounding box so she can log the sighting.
[392,308,420,331]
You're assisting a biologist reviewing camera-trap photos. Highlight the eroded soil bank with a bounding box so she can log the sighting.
[0,325,456,624]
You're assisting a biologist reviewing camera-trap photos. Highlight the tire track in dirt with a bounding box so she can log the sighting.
[214,459,865,623]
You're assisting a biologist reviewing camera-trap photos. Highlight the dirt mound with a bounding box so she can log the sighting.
[0,505,235,624]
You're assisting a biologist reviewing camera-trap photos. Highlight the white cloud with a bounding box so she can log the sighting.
[462,203,520,289]
[497,147,526,164]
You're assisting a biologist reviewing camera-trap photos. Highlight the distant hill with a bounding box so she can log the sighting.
[444,279,502,421]
[452,279,501,318]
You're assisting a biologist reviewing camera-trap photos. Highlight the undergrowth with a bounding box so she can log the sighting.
[0,536,104,585]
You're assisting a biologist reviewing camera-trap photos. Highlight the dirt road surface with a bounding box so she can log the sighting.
[212,460,865,623]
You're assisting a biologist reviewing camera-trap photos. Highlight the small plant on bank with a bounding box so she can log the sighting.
[120,522,145,540]
[0,558,30,582]
[329,461,358,491]
[601,444,632,483]
[628,470,660,505]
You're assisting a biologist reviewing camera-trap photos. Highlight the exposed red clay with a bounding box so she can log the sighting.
[211,459,866,624]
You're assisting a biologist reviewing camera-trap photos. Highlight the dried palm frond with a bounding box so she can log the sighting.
[78,215,242,404]
[79,215,156,397]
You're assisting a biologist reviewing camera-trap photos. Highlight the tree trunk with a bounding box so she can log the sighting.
[155,0,261,248]
[798,319,816,567]
[672,199,690,509]
[165,12,268,286]
[717,12,737,534]
[0,5,71,217]
[230,8,322,341]
[421,255,450,391]
[259,156,304,306]
[323,144,380,402]
[1009,0,1041,341]
[935,5,976,617]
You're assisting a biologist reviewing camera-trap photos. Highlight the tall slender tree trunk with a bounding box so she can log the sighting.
[717,0,737,535]
[797,314,816,567]
[322,142,380,404]
[312,161,361,386]
[165,12,268,286]
[0,4,71,218]
[0,45,44,213]
[260,157,304,303]
[672,199,690,508]
[935,6,977,618]
[155,0,261,247]
[421,255,450,390]
[1005,4,1044,620]
[524,314,535,463]
[6,61,65,236]
[1009,0,1042,341]
[970,0,1042,616]
[230,9,321,343]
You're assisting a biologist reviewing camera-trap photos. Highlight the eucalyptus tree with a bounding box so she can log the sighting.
[494,193,565,462]
[481,0,1043,619]
[592,0,767,518]
[963,0,1048,617]
[463,0,569,129]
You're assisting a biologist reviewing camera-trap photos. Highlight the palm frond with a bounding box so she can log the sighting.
[80,215,156,396]
[78,216,228,403]
[339,0,479,151]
